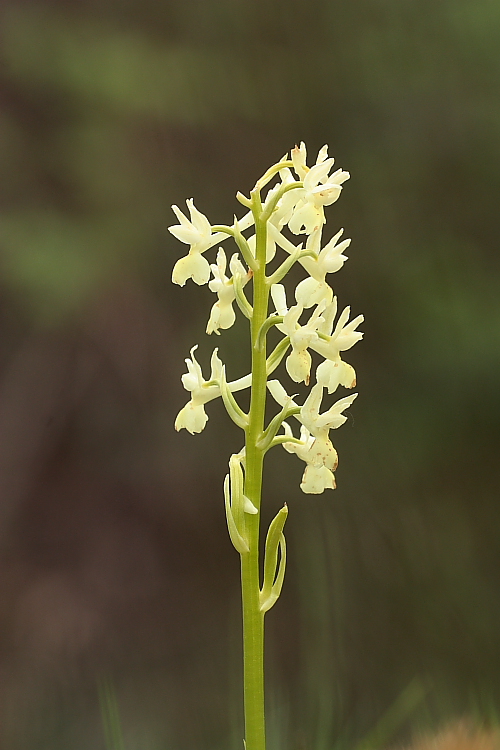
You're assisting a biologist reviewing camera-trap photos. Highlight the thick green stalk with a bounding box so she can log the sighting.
[241,190,269,750]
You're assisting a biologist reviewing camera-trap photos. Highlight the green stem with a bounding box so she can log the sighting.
[241,188,269,750]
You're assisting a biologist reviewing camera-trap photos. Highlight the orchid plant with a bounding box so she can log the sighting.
[169,142,363,750]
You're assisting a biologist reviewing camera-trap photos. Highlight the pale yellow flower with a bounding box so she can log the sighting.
[206,250,248,335]
[271,284,325,385]
[170,200,213,286]
[295,227,350,308]
[281,422,336,494]
[174,347,223,434]
[288,144,350,235]
[310,298,363,392]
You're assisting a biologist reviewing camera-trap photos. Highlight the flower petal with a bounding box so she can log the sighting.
[174,402,208,434]
[172,253,211,286]
[300,464,336,494]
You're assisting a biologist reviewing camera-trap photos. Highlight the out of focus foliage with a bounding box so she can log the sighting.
[0,0,499,748]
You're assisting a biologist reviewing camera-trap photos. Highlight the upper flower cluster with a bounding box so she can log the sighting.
[169,143,349,289]
[169,142,363,494]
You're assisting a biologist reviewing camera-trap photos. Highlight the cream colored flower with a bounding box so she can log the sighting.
[175,347,252,434]
[170,200,214,286]
[295,227,350,308]
[172,142,362,494]
[174,347,223,433]
[321,301,364,351]
[271,284,325,385]
[310,298,363,393]
[281,422,336,494]
[265,165,302,233]
[288,144,350,235]
[206,249,248,335]
[268,381,357,493]
[298,383,357,471]
[272,381,356,470]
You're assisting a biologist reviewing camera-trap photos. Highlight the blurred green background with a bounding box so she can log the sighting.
[1,0,499,748]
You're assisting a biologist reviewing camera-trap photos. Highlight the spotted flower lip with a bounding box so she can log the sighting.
[268,379,358,485]
[300,463,336,493]
[274,383,357,490]
[281,422,336,494]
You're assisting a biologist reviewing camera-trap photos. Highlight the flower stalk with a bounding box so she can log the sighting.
[169,142,363,750]
[238,187,271,750]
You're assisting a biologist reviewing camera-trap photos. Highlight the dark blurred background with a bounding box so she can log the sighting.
[1,0,500,748]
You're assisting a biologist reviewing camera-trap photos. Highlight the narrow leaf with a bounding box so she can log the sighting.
[224,474,249,554]
[260,534,286,613]
[259,505,288,612]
